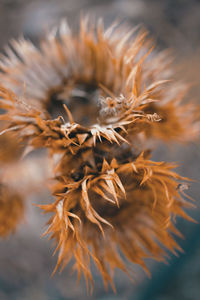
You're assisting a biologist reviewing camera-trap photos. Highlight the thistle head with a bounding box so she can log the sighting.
[0,18,198,290]
[0,184,24,237]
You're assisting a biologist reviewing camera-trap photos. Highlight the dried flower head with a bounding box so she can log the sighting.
[0,130,22,163]
[0,184,24,237]
[0,18,198,290]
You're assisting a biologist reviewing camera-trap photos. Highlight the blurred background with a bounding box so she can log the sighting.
[0,0,200,299]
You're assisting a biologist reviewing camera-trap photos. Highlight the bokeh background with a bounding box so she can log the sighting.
[0,0,200,299]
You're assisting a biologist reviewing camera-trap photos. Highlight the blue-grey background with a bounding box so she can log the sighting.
[0,0,199,299]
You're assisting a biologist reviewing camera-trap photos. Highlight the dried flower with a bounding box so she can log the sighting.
[0,184,24,237]
[0,131,22,163]
[0,18,198,290]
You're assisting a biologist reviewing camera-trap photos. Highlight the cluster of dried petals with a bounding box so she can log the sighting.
[0,18,198,289]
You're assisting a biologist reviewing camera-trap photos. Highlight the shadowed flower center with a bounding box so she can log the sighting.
[46,81,125,126]
[47,82,103,126]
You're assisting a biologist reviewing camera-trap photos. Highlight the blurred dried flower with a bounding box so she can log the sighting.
[0,184,24,237]
[0,131,22,163]
[0,18,198,290]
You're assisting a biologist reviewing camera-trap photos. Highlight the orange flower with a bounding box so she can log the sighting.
[0,18,198,290]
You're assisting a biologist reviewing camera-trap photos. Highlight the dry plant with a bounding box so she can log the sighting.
[0,18,199,291]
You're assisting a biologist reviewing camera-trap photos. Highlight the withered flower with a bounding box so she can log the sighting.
[0,184,24,237]
[0,130,22,163]
[0,129,24,236]
[0,18,198,289]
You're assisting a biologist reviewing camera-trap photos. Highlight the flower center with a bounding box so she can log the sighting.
[46,81,125,127]
[47,82,101,126]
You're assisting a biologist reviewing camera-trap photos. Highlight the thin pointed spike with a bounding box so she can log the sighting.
[63,103,74,123]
